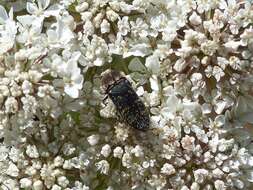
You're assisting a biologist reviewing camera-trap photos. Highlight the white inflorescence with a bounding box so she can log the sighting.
[0,0,252,189]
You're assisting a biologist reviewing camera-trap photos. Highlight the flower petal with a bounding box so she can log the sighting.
[26,2,38,15]
[0,5,8,23]
[145,55,160,74]
[65,85,79,98]
[40,0,50,9]
[150,75,159,91]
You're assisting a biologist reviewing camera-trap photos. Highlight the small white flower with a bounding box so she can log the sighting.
[181,135,195,151]
[47,18,74,47]
[229,56,241,70]
[9,147,20,163]
[205,65,213,78]
[212,168,224,178]
[201,40,218,56]
[148,174,166,190]
[119,1,134,13]
[81,35,110,67]
[113,147,124,158]
[10,81,22,97]
[82,20,94,36]
[16,15,43,45]
[192,126,208,143]
[217,57,229,70]
[193,169,209,184]
[20,178,32,188]
[145,55,160,75]
[0,85,10,97]
[61,60,83,98]
[22,80,33,94]
[215,115,225,128]
[130,18,149,38]
[161,163,176,175]
[240,26,253,46]
[93,12,104,28]
[87,135,99,146]
[26,0,60,17]
[26,145,39,158]
[224,40,241,51]
[62,143,76,156]
[21,95,38,115]
[0,6,17,55]
[131,145,144,157]
[123,43,152,58]
[189,12,202,25]
[5,97,18,113]
[25,166,37,176]
[181,186,190,190]
[122,153,132,168]
[28,70,43,83]
[218,138,234,152]
[33,180,43,190]
[148,91,160,107]
[132,0,149,11]
[150,13,167,33]
[118,16,130,36]
[95,160,110,175]
[6,162,19,177]
[100,100,116,118]
[101,19,110,34]
[201,103,212,114]
[51,184,62,190]
[161,95,182,120]
[115,124,129,142]
[106,9,119,22]
[63,160,72,170]
[57,176,69,188]
[212,66,225,82]
[214,180,226,190]
[150,75,159,91]
[190,182,200,190]
[162,25,178,42]
[173,58,188,72]
[75,2,89,12]
[214,100,227,114]
[101,144,111,158]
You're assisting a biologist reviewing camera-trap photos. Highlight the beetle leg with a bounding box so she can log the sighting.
[116,111,124,122]
[103,95,108,105]
[136,79,147,88]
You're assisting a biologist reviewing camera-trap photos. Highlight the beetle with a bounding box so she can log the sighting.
[101,69,150,131]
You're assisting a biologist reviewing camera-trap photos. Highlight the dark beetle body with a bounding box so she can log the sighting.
[101,69,150,131]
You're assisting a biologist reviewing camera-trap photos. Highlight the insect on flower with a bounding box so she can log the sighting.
[101,69,150,131]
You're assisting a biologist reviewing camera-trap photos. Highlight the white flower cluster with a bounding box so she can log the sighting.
[0,0,253,189]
